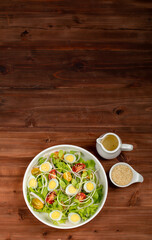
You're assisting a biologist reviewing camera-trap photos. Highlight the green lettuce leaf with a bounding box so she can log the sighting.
[71,178,77,187]
[58,191,69,202]
[78,157,86,164]
[59,150,64,159]
[50,153,54,158]
[60,179,66,189]
[69,150,77,154]
[77,204,98,220]
[38,157,46,165]
[53,159,70,172]
[58,219,67,224]
[82,171,87,177]
[41,187,48,198]
[85,160,95,170]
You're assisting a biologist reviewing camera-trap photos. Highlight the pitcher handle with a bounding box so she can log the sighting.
[121,144,133,151]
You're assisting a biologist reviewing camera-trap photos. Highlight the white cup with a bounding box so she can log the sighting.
[109,162,144,187]
[96,132,133,160]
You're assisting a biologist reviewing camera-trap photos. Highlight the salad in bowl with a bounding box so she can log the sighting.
[23,145,108,229]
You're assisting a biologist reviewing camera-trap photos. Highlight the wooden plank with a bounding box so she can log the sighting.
[0,0,152,14]
[0,13,152,31]
[0,29,152,50]
[0,49,152,89]
[0,88,151,127]
[0,1,151,50]
[1,49,151,66]
[0,131,151,156]
[0,207,151,240]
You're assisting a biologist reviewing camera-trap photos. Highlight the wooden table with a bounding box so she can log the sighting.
[0,0,152,239]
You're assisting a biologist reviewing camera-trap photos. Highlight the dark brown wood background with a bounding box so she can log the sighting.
[0,0,152,239]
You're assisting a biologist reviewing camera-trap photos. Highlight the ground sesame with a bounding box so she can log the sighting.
[111,165,133,186]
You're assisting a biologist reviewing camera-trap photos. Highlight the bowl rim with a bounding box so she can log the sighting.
[23,144,108,229]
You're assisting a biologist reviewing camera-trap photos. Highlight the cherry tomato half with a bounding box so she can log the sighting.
[49,169,56,180]
[32,198,44,209]
[46,191,56,204]
[72,163,86,173]
[31,167,41,176]
[76,192,86,202]
[63,171,72,182]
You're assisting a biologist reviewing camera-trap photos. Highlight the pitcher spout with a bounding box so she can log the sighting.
[96,137,103,144]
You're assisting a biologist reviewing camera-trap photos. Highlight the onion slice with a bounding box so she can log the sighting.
[30,192,44,204]
[78,197,94,209]
[75,151,81,161]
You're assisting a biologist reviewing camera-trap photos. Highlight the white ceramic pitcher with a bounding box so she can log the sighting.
[96,132,133,159]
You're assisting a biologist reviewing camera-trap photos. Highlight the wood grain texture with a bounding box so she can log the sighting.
[0,0,152,239]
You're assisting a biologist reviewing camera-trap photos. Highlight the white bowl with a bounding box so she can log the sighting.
[109,162,144,188]
[23,144,108,229]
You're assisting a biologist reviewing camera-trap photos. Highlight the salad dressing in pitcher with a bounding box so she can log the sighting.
[96,132,133,159]
[101,134,118,151]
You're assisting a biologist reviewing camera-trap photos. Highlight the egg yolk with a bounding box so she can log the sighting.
[41,162,50,172]
[65,155,74,162]
[68,185,77,194]
[49,180,56,189]
[70,214,80,223]
[86,182,94,191]
[51,211,60,220]
[29,178,37,188]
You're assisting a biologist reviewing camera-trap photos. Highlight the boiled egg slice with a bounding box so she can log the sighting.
[84,181,96,193]
[65,184,78,196]
[68,212,81,225]
[48,179,58,191]
[50,210,62,221]
[64,154,76,164]
[28,176,37,189]
[40,162,52,173]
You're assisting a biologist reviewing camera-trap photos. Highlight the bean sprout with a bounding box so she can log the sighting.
[30,192,44,204]
[78,197,94,209]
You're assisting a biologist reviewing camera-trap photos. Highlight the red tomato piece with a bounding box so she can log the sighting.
[72,163,86,173]
[76,192,86,202]
[49,169,56,180]
[46,191,56,204]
